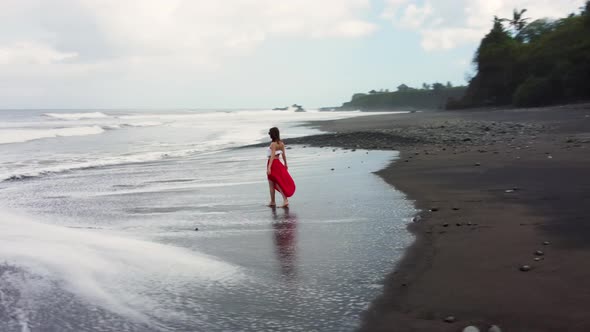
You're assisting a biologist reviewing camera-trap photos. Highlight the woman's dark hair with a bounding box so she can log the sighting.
[269,127,280,142]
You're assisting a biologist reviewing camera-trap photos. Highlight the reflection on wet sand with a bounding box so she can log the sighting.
[271,207,298,279]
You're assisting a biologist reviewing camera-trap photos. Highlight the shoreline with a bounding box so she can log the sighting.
[288,104,590,331]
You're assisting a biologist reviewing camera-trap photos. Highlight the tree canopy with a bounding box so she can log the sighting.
[448,1,590,109]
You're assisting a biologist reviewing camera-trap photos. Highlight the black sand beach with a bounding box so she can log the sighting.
[288,104,590,331]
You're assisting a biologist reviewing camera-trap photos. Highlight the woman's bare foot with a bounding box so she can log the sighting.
[280,200,289,208]
[268,202,276,207]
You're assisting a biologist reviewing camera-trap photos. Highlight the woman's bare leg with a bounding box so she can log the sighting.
[276,186,289,208]
[268,180,276,206]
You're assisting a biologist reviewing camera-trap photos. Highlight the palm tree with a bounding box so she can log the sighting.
[501,8,530,37]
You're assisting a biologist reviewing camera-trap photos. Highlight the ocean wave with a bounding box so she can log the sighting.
[121,121,163,128]
[1,149,200,182]
[0,126,105,145]
[0,209,244,327]
[101,122,163,130]
[43,112,109,120]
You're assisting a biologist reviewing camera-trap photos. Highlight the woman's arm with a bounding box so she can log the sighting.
[267,143,276,175]
[281,143,288,169]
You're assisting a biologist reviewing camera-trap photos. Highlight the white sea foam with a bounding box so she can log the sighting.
[1,149,200,182]
[122,121,163,127]
[0,209,243,324]
[101,121,163,130]
[0,126,105,145]
[44,112,109,120]
[1,109,406,181]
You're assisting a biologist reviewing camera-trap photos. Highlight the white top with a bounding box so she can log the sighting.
[267,147,283,157]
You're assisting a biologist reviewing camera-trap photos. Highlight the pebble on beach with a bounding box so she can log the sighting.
[488,325,502,332]
[543,241,551,245]
[463,326,480,332]
[535,250,545,256]
[520,265,532,272]
[194,227,199,231]
[444,316,456,323]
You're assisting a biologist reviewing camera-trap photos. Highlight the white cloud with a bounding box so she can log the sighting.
[399,3,433,29]
[420,27,485,51]
[0,42,77,65]
[382,0,586,51]
[381,0,410,19]
[0,0,377,70]
[0,0,379,107]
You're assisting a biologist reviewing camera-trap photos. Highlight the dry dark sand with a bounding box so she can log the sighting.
[287,104,590,332]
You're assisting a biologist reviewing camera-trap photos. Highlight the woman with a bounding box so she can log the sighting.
[267,127,295,208]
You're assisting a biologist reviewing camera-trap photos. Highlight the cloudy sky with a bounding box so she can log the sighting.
[0,0,584,109]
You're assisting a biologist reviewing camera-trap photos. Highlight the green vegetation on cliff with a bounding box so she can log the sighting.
[341,84,467,111]
[449,2,590,109]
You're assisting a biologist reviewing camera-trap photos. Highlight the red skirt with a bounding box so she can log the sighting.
[267,159,296,198]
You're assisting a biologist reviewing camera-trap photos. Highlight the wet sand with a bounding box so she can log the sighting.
[288,104,590,331]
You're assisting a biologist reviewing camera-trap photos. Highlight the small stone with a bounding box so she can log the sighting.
[430,207,439,212]
[467,222,473,226]
[456,223,462,227]
[547,155,553,159]
[505,189,514,193]
[331,168,335,171]
[352,149,356,152]
[475,162,481,166]
[488,325,502,332]
[412,216,422,222]
[520,265,532,272]
[443,223,449,227]
[194,227,199,231]
[463,326,480,332]
[543,241,551,246]
[452,207,460,211]
[332,149,336,152]
[534,257,543,262]
[444,316,456,323]
[534,250,544,256]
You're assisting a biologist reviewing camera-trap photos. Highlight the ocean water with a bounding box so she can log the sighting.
[0,109,416,332]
